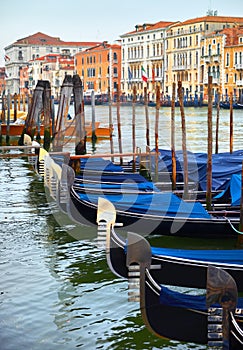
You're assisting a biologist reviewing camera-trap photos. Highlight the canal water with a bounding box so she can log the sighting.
[0,106,242,350]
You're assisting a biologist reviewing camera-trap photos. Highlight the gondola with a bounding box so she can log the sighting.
[220,101,243,109]
[138,264,243,348]
[68,177,240,237]
[97,197,243,291]
[45,154,241,239]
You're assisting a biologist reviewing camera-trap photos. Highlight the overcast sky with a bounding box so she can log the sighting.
[1,0,242,66]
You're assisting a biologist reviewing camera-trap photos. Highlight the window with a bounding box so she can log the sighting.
[226,53,230,66]
[235,52,238,65]
[208,44,212,56]
[217,43,220,55]
[18,50,23,60]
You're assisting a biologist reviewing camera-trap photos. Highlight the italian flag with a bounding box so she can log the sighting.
[142,66,148,82]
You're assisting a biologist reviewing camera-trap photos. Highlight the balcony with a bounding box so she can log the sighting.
[172,64,191,71]
[235,63,243,70]
[204,56,211,63]
[213,55,220,62]
[204,77,220,84]
[236,80,243,86]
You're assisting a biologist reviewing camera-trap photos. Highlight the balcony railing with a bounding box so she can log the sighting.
[204,77,220,84]
[172,64,192,71]
[236,80,243,86]
[235,63,243,70]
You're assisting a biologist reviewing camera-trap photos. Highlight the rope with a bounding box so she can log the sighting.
[224,216,243,234]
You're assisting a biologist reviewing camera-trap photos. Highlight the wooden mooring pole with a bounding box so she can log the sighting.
[73,74,86,155]
[178,81,188,198]
[215,89,220,154]
[206,75,213,211]
[108,86,114,162]
[13,93,18,122]
[6,92,11,145]
[132,85,137,172]
[171,82,176,191]
[116,84,123,165]
[43,80,52,151]
[154,85,160,182]
[236,162,243,247]
[229,91,233,153]
[91,90,97,146]
[144,86,150,147]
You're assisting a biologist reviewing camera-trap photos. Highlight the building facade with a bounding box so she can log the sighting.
[2,15,243,103]
[75,41,121,97]
[120,15,243,103]
[0,67,6,94]
[4,32,101,94]
[120,21,175,98]
[26,53,75,97]
[200,21,243,103]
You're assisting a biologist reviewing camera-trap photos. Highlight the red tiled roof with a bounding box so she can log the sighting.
[221,26,243,46]
[13,32,101,47]
[205,25,243,45]
[122,21,176,36]
[76,42,121,55]
[170,15,243,27]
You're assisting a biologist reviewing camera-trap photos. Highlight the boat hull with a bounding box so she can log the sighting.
[70,187,239,238]
[106,228,243,291]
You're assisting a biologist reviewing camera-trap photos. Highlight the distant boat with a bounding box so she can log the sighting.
[220,101,243,109]
[83,90,103,105]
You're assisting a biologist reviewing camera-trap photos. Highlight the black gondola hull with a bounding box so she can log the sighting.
[70,188,238,238]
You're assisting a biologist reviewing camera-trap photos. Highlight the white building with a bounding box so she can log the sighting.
[120,21,176,97]
[4,32,101,94]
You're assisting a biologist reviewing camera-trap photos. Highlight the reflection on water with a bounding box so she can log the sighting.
[1,105,242,349]
[1,158,206,349]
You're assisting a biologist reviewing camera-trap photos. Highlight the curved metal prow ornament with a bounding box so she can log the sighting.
[126,232,152,303]
[207,265,238,349]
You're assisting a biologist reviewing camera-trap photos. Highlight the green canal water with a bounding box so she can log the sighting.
[0,106,242,349]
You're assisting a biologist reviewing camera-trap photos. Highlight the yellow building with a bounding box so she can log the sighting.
[201,25,243,103]
[165,15,243,104]
[223,27,243,102]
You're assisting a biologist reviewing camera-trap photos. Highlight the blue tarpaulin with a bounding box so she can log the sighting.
[77,190,211,219]
[79,158,124,172]
[151,245,243,264]
[159,285,243,310]
[147,149,243,191]
[214,174,241,206]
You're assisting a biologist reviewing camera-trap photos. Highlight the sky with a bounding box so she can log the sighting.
[1,0,242,66]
